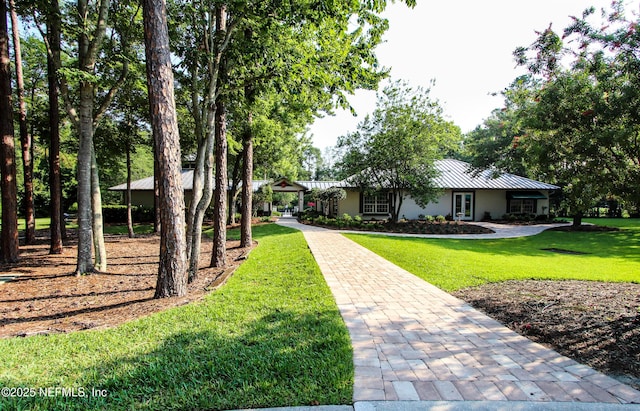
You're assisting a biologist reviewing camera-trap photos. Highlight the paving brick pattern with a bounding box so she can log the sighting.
[278,218,640,405]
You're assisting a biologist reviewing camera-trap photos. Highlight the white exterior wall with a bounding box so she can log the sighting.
[400,192,451,219]
[338,189,553,221]
[475,190,507,220]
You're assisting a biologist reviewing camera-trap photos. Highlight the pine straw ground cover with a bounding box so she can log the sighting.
[0,224,352,410]
[346,218,640,390]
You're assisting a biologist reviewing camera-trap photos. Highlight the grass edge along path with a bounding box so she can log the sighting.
[344,218,640,292]
[0,224,353,410]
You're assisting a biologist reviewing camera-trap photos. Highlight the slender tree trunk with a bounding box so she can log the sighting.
[185,137,205,264]
[211,97,227,268]
[240,116,253,248]
[188,126,214,282]
[143,0,187,298]
[0,0,18,262]
[227,154,241,224]
[153,137,160,233]
[47,5,63,254]
[126,141,134,238]
[9,0,34,244]
[90,144,106,270]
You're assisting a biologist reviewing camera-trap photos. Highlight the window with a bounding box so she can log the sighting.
[363,193,389,214]
[509,199,535,214]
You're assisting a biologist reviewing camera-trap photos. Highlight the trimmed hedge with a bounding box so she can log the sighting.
[102,205,154,223]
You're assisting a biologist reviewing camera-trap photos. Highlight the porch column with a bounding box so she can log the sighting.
[298,190,304,214]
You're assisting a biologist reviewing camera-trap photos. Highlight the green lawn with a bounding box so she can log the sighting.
[0,224,352,410]
[345,218,640,292]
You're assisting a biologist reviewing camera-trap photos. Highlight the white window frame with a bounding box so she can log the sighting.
[509,199,535,214]
[363,193,389,214]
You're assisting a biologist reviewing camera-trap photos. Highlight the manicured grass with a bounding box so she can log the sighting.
[345,218,640,292]
[0,224,352,410]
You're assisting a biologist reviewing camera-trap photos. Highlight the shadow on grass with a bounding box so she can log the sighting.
[1,309,353,411]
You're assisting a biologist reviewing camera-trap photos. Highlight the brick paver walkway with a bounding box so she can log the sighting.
[277,217,640,405]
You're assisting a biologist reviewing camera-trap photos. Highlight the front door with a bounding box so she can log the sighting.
[454,192,474,221]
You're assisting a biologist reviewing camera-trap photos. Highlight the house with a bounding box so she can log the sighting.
[331,159,559,221]
[109,159,559,222]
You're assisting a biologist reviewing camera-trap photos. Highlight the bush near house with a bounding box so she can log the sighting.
[101,205,155,223]
[298,212,493,234]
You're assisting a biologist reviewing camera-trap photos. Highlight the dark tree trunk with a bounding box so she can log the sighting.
[0,0,18,262]
[47,3,63,254]
[9,0,34,244]
[572,211,583,227]
[143,0,187,298]
[126,141,134,238]
[240,117,253,248]
[211,97,227,267]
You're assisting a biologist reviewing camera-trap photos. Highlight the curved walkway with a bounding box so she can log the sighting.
[276,217,640,409]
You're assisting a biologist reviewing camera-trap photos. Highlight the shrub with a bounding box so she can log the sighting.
[436,215,446,223]
[426,215,435,222]
[101,205,155,223]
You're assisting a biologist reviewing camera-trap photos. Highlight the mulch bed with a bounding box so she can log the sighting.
[0,231,252,338]
[453,280,640,390]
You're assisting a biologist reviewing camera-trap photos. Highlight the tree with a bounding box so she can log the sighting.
[9,0,35,244]
[143,0,187,298]
[0,0,18,262]
[47,0,64,254]
[506,1,640,223]
[337,80,461,222]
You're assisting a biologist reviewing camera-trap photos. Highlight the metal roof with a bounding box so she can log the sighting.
[109,169,196,191]
[433,159,559,190]
[109,160,558,192]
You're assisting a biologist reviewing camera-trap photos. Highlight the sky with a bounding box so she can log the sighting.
[308,0,631,151]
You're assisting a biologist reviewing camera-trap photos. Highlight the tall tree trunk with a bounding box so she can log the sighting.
[0,0,18,262]
[143,0,187,298]
[75,80,95,274]
[9,0,34,244]
[47,3,63,254]
[75,0,111,275]
[90,144,106,271]
[240,115,253,248]
[211,97,227,268]
[125,141,134,238]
